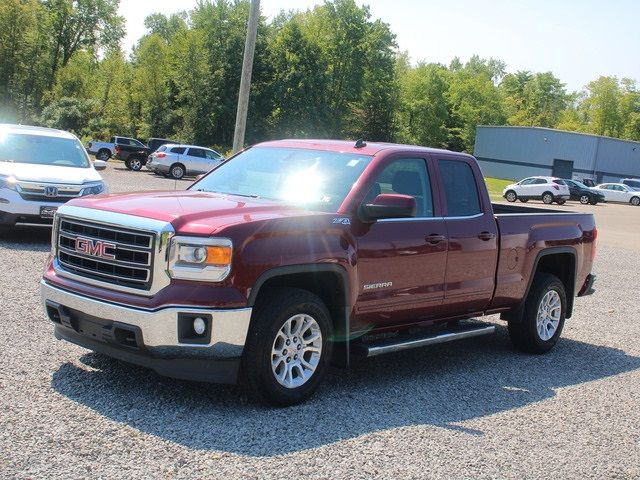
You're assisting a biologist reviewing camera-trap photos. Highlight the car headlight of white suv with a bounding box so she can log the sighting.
[0,175,17,191]
[81,181,107,196]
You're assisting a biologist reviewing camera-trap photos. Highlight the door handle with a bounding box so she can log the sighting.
[478,231,496,241]
[425,234,446,244]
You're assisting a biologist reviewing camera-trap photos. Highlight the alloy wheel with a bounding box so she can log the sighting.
[271,314,322,389]
[580,195,590,204]
[536,290,562,341]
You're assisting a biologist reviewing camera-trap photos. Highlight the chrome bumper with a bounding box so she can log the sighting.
[41,280,252,358]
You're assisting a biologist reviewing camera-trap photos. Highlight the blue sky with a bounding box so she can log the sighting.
[120,0,640,92]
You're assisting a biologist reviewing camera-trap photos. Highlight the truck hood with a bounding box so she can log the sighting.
[0,162,102,184]
[67,190,318,235]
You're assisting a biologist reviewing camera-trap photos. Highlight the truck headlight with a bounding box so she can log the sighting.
[0,175,17,191]
[168,237,232,282]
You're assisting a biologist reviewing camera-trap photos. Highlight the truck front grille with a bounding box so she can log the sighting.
[56,218,155,290]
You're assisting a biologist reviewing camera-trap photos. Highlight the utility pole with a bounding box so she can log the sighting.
[232,0,261,154]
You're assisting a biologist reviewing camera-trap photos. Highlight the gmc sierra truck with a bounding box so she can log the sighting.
[41,140,597,406]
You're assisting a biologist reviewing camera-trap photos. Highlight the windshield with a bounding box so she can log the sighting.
[0,133,90,168]
[190,146,373,211]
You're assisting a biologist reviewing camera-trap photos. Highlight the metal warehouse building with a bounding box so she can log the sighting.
[473,126,640,183]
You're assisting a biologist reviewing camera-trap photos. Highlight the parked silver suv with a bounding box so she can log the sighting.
[146,144,224,179]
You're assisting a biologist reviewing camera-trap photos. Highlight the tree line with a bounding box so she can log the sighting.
[1,0,639,153]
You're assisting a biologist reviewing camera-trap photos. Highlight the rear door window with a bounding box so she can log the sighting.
[187,148,206,158]
[439,159,481,217]
[170,147,186,154]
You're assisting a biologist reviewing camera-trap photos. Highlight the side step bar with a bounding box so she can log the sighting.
[353,322,496,358]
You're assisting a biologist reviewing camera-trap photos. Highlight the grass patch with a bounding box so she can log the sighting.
[484,177,514,202]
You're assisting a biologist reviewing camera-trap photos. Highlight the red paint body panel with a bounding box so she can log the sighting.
[44,140,597,338]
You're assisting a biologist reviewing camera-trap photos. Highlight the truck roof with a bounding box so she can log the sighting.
[256,139,470,158]
[0,123,77,140]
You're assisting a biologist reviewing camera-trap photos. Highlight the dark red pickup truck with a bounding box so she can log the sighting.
[41,140,597,405]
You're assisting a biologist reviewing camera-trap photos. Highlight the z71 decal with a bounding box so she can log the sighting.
[332,217,351,225]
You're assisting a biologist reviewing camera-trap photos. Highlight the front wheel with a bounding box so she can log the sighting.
[241,288,333,406]
[631,196,640,206]
[542,192,554,204]
[579,194,590,205]
[556,198,566,205]
[505,190,517,202]
[508,273,566,354]
[519,198,529,203]
[96,149,110,161]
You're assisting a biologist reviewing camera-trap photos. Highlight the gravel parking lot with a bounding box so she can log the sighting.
[1,163,639,479]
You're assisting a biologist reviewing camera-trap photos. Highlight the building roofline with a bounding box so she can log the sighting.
[476,125,640,147]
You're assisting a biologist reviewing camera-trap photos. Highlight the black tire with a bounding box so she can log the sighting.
[556,198,566,205]
[519,198,529,203]
[128,156,144,171]
[96,149,111,161]
[505,190,517,202]
[579,194,590,205]
[631,196,640,206]
[124,158,132,170]
[170,163,186,180]
[589,198,598,205]
[241,287,333,406]
[542,192,554,204]
[508,273,566,354]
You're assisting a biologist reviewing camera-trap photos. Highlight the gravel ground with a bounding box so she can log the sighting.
[1,163,639,479]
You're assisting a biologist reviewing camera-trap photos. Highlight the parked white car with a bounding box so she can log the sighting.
[503,176,570,205]
[593,183,640,206]
[146,144,224,179]
[0,124,107,227]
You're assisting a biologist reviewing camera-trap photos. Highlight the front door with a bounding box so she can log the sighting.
[353,157,447,332]
[435,156,499,316]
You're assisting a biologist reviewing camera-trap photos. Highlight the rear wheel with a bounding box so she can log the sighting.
[631,196,640,206]
[170,163,185,180]
[519,198,529,203]
[542,192,554,204]
[241,288,333,406]
[556,198,566,205]
[579,194,590,205]
[128,156,144,171]
[96,149,110,161]
[508,273,566,354]
[505,190,517,202]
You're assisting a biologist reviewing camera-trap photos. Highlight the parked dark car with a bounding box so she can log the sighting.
[559,179,605,205]
[148,138,179,153]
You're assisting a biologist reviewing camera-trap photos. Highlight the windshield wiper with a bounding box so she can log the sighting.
[195,188,261,199]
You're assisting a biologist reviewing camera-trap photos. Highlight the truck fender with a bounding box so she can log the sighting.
[502,246,577,322]
[247,263,352,367]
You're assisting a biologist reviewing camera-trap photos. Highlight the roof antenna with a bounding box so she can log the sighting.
[354,139,367,149]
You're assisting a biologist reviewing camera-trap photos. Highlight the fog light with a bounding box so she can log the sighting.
[193,317,207,335]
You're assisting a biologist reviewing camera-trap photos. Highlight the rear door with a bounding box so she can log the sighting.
[434,156,499,315]
[186,148,208,173]
[354,156,448,329]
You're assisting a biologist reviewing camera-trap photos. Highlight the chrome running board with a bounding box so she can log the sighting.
[353,322,495,357]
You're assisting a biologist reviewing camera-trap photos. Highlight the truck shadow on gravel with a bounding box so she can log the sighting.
[0,226,52,251]
[51,327,640,457]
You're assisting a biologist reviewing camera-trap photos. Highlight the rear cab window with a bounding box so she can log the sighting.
[439,159,482,217]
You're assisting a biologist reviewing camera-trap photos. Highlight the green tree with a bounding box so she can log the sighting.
[581,76,623,137]
[45,0,124,85]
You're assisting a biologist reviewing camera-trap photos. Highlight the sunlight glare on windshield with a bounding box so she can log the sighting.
[280,164,325,204]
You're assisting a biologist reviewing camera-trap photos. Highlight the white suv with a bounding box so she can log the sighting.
[503,176,570,205]
[146,144,224,179]
[0,124,107,227]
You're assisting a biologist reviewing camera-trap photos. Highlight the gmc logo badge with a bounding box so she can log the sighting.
[75,237,116,260]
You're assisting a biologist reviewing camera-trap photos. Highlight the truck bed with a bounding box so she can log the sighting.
[489,202,596,314]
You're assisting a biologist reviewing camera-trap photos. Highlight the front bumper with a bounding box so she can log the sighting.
[41,280,252,384]
[0,191,65,225]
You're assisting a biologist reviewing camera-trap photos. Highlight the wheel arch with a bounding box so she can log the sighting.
[502,246,577,321]
[248,264,352,367]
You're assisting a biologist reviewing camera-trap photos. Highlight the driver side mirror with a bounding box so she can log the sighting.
[93,159,107,171]
[359,194,417,223]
